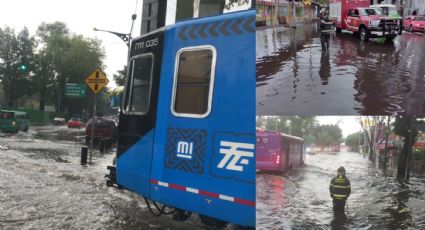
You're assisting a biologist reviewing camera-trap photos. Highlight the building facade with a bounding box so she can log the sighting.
[256,0,320,27]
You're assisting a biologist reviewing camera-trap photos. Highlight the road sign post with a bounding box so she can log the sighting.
[84,68,109,164]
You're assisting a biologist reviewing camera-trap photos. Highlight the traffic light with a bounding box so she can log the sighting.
[19,64,28,72]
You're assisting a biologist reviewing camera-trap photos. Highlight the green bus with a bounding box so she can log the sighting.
[0,110,30,133]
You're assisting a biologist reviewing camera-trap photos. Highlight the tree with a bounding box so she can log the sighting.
[345,132,364,152]
[316,131,332,151]
[113,65,127,86]
[358,116,386,162]
[312,124,342,150]
[36,22,71,112]
[0,26,35,107]
[32,50,56,111]
[36,22,105,115]
[394,116,418,180]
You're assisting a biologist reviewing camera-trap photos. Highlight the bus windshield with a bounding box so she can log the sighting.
[124,54,154,114]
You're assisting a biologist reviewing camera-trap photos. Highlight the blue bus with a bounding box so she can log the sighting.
[106,0,255,227]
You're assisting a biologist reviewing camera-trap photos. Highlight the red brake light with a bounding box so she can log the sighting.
[275,155,280,165]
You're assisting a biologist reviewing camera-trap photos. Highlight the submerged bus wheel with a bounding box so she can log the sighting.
[199,214,227,227]
[172,209,191,221]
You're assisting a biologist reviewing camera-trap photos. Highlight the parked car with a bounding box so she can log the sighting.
[403,15,425,33]
[68,118,83,129]
[0,110,30,133]
[85,117,117,144]
[52,117,66,125]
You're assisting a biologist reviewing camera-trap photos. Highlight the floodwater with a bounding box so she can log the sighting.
[0,126,220,229]
[256,24,425,115]
[256,152,425,230]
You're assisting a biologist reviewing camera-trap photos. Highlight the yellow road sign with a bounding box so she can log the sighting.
[85,68,109,93]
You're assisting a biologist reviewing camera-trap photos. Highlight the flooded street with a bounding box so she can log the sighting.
[256,24,425,115]
[0,126,214,229]
[256,152,425,229]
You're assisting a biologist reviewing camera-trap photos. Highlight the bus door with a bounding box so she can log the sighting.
[116,31,164,197]
[149,10,256,227]
[281,138,290,170]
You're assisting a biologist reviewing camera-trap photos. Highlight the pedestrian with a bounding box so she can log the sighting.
[329,166,351,213]
[319,9,333,51]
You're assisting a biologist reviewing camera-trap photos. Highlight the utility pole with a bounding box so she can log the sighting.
[404,117,415,181]
[291,0,297,28]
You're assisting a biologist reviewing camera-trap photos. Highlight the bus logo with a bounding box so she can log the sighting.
[217,141,254,172]
[210,132,255,183]
[177,141,194,159]
[165,128,207,174]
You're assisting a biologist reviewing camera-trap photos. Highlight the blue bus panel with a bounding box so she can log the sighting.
[116,9,255,227]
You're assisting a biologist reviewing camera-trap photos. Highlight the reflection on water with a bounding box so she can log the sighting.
[256,24,425,115]
[256,152,425,230]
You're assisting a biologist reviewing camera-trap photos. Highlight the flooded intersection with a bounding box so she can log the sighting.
[256,24,425,115]
[256,152,425,230]
[0,126,207,229]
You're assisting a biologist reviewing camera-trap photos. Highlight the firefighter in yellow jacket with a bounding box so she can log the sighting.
[329,166,351,212]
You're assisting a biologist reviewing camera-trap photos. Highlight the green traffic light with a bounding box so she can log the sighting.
[19,64,27,71]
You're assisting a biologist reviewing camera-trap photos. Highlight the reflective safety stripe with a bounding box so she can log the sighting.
[331,193,347,198]
[330,184,350,189]
[321,20,333,25]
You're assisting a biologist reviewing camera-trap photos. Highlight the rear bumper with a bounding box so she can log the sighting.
[256,161,281,171]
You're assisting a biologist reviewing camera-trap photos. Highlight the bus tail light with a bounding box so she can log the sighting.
[12,122,16,127]
[275,155,280,165]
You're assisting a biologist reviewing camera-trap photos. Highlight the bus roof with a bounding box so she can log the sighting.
[0,110,27,115]
[257,128,304,142]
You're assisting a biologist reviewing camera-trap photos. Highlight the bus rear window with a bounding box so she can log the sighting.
[172,47,216,117]
[125,54,154,114]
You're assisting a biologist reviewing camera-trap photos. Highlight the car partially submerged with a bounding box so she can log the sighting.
[52,117,66,125]
[68,118,83,129]
[85,117,117,144]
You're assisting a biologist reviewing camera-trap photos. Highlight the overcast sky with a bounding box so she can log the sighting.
[0,0,143,88]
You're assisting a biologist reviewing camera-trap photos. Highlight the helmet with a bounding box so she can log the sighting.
[337,166,346,175]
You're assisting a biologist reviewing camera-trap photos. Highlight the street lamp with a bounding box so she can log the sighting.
[93,14,137,47]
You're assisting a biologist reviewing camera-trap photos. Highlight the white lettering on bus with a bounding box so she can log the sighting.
[177,141,193,159]
[217,141,254,172]
[134,38,159,50]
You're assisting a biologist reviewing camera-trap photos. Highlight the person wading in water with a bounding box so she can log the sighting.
[320,9,333,51]
[329,166,351,213]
